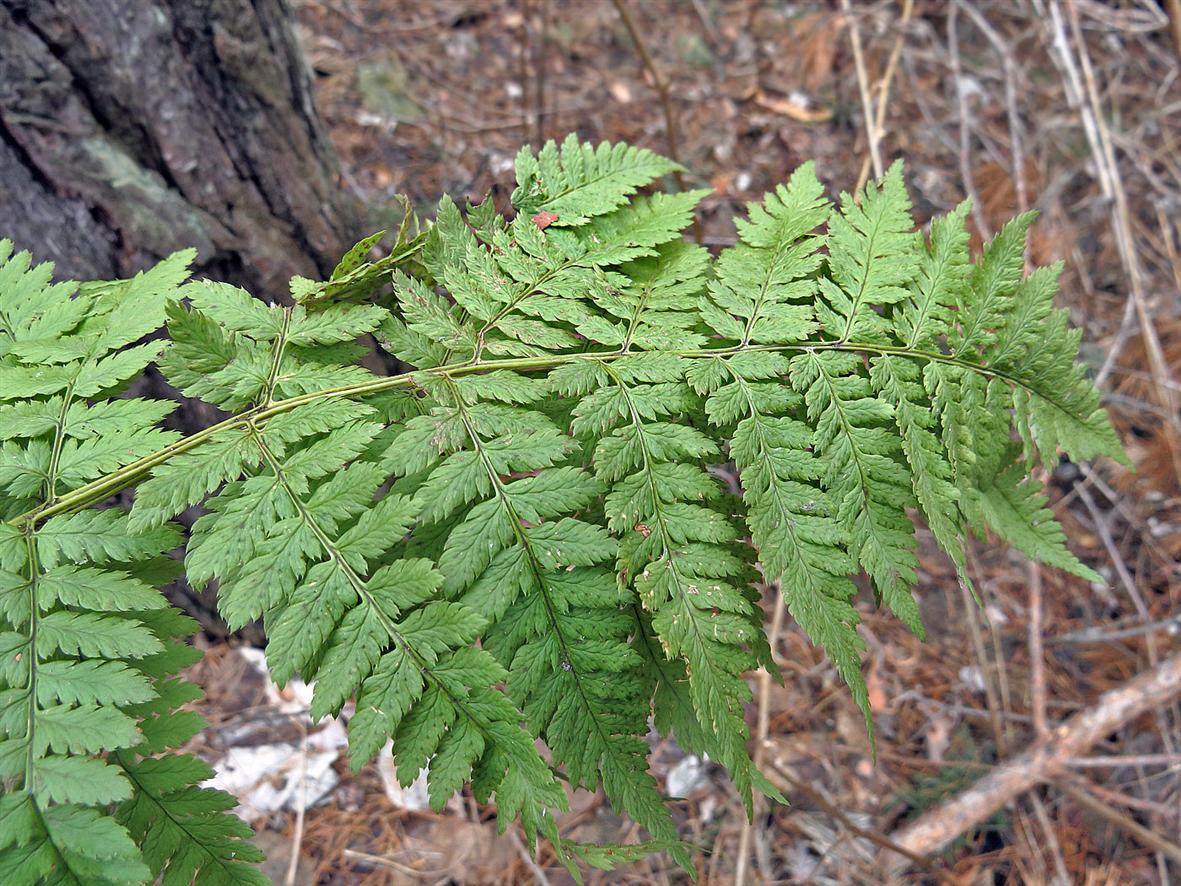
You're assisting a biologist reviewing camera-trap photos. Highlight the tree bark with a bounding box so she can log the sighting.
[0,0,359,297]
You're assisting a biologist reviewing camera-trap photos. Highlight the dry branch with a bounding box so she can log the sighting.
[881,653,1181,874]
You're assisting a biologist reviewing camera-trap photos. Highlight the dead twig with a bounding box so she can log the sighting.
[1049,614,1181,645]
[1028,562,1049,739]
[509,830,552,886]
[1027,793,1071,886]
[1046,0,1181,484]
[766,762,947,878]
[1068,754,1181,768]
[610,0,702,243]
[947,3,992,238]
[855,0,914,192]
[959,558,1007,755]
[956,0,1030,235]
[534,0,548,148]
[735,589,788,886]
[1058,780,1181,866]
[881,653,1181,873]
[284,727,308,886]
[1167,0,1181,62]
[840,0,883,180]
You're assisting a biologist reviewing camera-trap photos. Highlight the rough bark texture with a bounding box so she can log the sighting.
[0,0,359,297]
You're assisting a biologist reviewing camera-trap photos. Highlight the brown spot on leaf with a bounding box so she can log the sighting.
[531,211,559,230]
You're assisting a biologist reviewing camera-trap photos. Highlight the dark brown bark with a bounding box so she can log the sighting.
[0,0,359,297]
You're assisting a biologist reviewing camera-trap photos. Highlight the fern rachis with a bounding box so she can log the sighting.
[0,137,1125,882]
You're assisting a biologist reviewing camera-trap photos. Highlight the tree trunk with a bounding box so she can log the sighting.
[0,0,359,297]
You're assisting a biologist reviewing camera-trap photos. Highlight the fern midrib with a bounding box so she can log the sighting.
[620,279,656,354]
[114,753,243,880]
[474,217,656,360]
[905,250,955,351]
[603,364,682,604]
[21,532,40,793]
[22,350,85,793]
[603,363,746,762]
[532,161,655,212]
[839,210,886,344]
[451,401,670,812]
[955,282,1000,356]
[249,428,515,762]
[812,355,875,515]
[451,401,581,670]
[740,232,811,347]
[955,256,1017,357]
[811,354,912,595]
[631,604,692,712]
[727,369,822,592]
[474,258,570,362]
[8,341,1071,531]
[452,398,629,791]
[43,379,77,505]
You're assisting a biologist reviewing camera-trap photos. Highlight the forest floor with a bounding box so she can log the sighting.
[184,1,1181,882]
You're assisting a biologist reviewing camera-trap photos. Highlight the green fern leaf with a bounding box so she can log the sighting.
[818,160,920,342]
[513,134,681,225]
[0,141,1129,878]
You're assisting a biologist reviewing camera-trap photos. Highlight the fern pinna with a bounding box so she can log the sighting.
[0,135,1123,882]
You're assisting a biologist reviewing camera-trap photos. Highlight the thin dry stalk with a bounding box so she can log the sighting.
[1028,793,1071,886]
[1048,0,1181,484]
[1157,204,1181,295]
[1050,614,1181,644]
[1028,562,1049,739]
[766,762,945,878]
[534,0,548,148]
[959,565,1007,755]
[510,831,552,886]
[1168,0,1181,61]
[955,0,1029,216]
[610,0,702,243]
[284,728,309,886]
[1068,754,1181,768]
[947,3,992,239]
[840,0,883,180]
[735,591,788,886]
[855,0,915,191]
[1062,485,1178,763]
[1058,780,1181,866]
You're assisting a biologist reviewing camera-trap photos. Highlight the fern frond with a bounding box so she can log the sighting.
[703,162,830,347]
[893,200,972,349]
[0,141,1128,878]
[698,351,871,731]
[951,211,1037,357]
[0,243,263,884]
[513,133,681,225]
[395,376,679,849]
[568,354,773,811]
[793,350,923,633]
[870,355,969,588]
[163,296,570,844]
[818,161,920,342]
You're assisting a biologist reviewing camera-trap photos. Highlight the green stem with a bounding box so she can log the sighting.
[262,308,293,406]
[7,341,1038,530]
[22,532,40,792]
[43,381,76,504]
